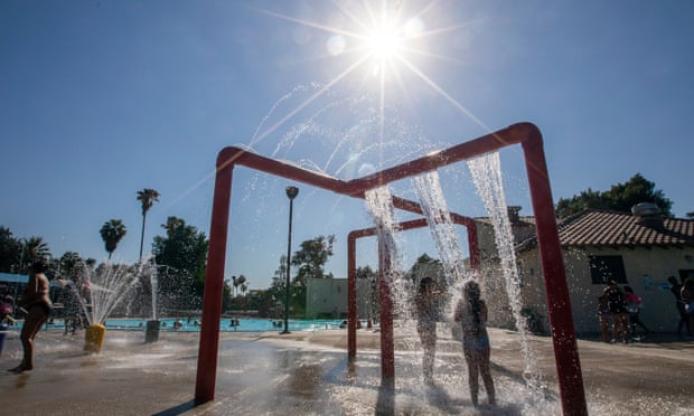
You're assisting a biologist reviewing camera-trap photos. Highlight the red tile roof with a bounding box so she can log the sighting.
[518,210,694,250]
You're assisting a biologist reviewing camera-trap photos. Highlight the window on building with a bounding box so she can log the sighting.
[589,255,627,284]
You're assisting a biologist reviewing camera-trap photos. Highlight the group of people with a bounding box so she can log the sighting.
[597,277,694,343]
[597,281,650,343]
[415,277,495,408]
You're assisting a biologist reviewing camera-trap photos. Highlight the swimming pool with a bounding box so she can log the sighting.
[39,318,345,332]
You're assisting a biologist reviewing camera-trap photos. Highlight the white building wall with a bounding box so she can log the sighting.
[305,277,374,319]
[516,246,694,334]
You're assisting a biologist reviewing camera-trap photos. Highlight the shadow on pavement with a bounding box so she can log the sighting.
[375,381,395,416]
[151,399,195,416]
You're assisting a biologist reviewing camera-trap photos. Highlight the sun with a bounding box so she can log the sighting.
[364,22,405,61]
[250,3,485,147]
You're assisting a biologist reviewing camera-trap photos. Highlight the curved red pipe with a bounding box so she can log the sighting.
[196,122,586,416]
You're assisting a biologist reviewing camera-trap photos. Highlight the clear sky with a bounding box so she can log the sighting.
[2,1,693,289]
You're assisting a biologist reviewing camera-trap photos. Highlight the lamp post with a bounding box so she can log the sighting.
[281,186,299,334]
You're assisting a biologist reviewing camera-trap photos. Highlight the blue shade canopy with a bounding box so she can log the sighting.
[0,273,29,284]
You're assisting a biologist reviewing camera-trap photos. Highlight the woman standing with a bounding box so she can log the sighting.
[415,277,440,384]
[9,261,52,373]
[455,280,496,407]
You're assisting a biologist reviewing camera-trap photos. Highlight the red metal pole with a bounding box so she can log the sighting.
[347,232,357,361]
[194,149,236,404]
[377,234,395,383]
[522,135,587,416]
[466,222,480,270]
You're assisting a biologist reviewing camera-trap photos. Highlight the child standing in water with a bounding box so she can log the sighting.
[9,261,52,373]
[455,280,496,407]
[415,277,441,384]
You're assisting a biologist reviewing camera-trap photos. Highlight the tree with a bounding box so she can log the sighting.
[291,235,336,285]
[556,173,673,218]
[222,280,233,312]
[356,265,378,321]
[17,236,52,273]
[233,275,247,297]
[85,258,97,269]
[246,289,276,317]
[356,265,377,280]
[0,226,22,273]
[555,188,605,217]
[407,254,446,293]
[270,254,305,317]
[270,255,288,300]
[153,216,208,308]
[100,219,127,260]
[137,188,160,262]
[408,254,442,278]
[686,211,694,219]
[59,251,83,280]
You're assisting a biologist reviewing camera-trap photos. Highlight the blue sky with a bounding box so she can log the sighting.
[1,1,693,289]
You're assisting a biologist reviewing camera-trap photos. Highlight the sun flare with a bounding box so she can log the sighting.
[252,2,484,146]
[364,24,404,61]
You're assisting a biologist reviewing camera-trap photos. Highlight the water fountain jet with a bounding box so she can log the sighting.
[80,262,144,353]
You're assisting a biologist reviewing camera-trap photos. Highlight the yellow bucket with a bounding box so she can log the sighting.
[84,324,106,353]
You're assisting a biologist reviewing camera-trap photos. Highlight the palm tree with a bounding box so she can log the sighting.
[85,258,97,269]
[100,219,127,260]
[60,251,83,279]
[240,283,248,297]
[20,237,50,273]
[137,188,160,262]
[234,275,246,297]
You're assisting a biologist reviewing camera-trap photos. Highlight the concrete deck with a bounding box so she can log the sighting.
[1,327,693,415]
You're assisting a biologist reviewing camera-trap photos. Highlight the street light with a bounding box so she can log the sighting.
[281,186,299,334]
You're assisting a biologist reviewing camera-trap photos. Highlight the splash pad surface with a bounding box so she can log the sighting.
[1,329,692,415]
[196,122,587,414]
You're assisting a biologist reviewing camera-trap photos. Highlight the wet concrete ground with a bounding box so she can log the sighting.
[1,327,693,415]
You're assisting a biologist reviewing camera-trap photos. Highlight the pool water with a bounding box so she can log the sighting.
[38,318,345,332]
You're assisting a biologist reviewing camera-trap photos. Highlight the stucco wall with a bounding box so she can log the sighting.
[516,246,694,334]
[474,220,539,329]
[305,277,374,319]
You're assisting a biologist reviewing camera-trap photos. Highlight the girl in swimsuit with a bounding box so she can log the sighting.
[9,260,52,373]
[454,280,496,407]
[415,277,441,384]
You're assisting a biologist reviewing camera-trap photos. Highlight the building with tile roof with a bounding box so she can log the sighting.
[475,207,694,335]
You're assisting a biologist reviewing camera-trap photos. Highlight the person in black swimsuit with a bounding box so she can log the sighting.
[604,280,628,343]
[9,261,52,373]
[668,276,690,338]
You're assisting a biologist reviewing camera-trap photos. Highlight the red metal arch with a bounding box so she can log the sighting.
[346,216,480,363]
[195,122,587,416]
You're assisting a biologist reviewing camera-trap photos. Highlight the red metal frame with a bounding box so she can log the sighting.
[195,122,587,416]
[346,216,479,363]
